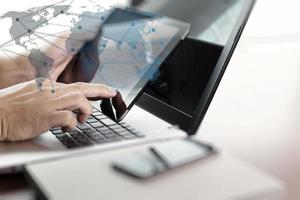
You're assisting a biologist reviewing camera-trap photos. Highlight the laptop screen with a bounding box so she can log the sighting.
[89,8,190,121]
[136,0,256,134]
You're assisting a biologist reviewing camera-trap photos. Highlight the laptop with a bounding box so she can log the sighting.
[2,0,256,173]
[0,7,190,172]
[24,3,259,199]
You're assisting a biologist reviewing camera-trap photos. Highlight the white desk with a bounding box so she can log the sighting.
[25,141,284,200]
[197,0,300,199]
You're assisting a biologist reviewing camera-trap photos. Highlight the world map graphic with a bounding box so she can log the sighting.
[0,0,167,95]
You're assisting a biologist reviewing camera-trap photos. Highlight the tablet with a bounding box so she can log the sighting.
[90,8,190,121]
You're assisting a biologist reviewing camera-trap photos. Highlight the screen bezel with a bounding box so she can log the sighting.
[188,0,256,134]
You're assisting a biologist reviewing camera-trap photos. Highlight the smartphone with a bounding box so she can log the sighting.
[112,138,217,179]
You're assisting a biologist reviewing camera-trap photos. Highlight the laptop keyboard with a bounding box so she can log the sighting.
[50,108,144,149]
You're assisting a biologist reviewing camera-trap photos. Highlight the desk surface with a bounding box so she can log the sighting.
[198,0,300,199]
[24,145,283,200]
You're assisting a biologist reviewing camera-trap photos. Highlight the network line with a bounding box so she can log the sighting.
[0,0,163,94]
[1,48,56,70]
[35,31,85,43]
[0,48,33,79]
[33,32,68,53]
[0,0,74,48]
[87,0,106,10]
[13,15,70,54]
[14,0,70,20]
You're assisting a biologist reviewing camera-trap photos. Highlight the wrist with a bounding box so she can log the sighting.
[16,56,35,81]
[0,56,35,89]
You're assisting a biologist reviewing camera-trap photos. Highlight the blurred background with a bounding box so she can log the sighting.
[132,0,247,45]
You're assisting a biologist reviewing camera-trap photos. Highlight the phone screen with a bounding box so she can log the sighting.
[112,139,216,179]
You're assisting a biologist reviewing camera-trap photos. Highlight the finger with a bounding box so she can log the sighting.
[48,110,77,130]
[55,82,116,99]
[49,92,92,120]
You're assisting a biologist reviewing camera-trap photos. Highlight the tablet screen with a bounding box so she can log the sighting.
[91,8,189,120]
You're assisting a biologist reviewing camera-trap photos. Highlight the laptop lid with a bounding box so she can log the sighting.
[136,0,256,134]
[189,0,256,134]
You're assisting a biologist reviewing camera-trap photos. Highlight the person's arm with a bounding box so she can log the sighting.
[0,55,35,89]
[0,80,116,141]
[0,23,101,89]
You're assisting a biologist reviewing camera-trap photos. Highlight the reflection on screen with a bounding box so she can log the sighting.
[91,9,177,107]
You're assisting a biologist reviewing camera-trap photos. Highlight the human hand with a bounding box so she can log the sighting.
[0,16,102,89]
[36,25,102,86]
[0,80,116,142]
[56,29,101,84]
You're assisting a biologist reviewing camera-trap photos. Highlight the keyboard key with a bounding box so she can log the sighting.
[51,129,63,135]
[99,129,115,135]
[83,129,98,137]
[123,127,144,136]
[92,111,103,116]
[88,135,106,143]
[93,138,108,144]
[72,135,93,146]
[122,134,137,139]
[131,130,145,137]
[115,130,132,136]
[94,115,107,120]
[67,129,81,135]
[77,123,90,130]
[105,134,121,139]
[113,126,129,132]
[96,126,111,133]
[107,124,123,129]
[100,130,121,139]
[100,118,116,126]
[104,137,122,142]
[62,141,78,149]
[89,134,104,140]
[50,127,62,131]
[51,107,144,148]
[89,121,104,128]
[55,133,68,138]
[56,134,79,148]
[86,116,98,123]
[69,131,83,139]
